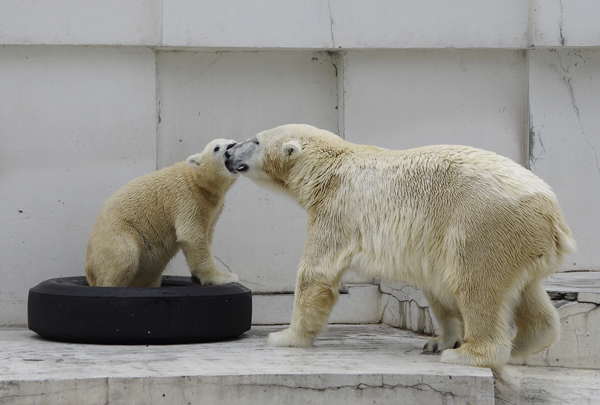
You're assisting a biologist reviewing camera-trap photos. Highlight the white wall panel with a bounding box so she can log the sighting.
[0,46,157,324]
[0,0,161,45]
[163,0,332,48]
[531,0,600,47]
[343,50,528,164]
[163,0,527,49]
[155,51,339,291]
[330,0,528,49]
[1,1,599,327]
[529,49,600,270]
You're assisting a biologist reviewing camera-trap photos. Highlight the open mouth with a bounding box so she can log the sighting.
[224,159,237,173]
[224,158,249,173]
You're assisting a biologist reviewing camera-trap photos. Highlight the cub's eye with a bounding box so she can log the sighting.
[253,140,259,145]
[213,146,220,152]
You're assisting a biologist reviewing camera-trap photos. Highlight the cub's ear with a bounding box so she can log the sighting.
[282,140,302,160]
[186,153,202,168]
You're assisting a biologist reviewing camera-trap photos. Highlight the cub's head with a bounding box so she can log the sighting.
[186,138,238,179]
[224,124,340,194]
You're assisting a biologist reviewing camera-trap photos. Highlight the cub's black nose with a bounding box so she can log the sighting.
[226,142,236,150]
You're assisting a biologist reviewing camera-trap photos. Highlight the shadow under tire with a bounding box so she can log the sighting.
[28,276,252,345]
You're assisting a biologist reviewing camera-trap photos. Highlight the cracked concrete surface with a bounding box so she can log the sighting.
[3,325,600,404]
[0,325,493,405]
[380,281,439,336]
[558,0,565,46]
[494,365,600,405]
[327,0,335,48]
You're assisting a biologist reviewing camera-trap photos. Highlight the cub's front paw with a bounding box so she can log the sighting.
[219,272,240,284]
[267,328,314,348]
[194,272,240,286]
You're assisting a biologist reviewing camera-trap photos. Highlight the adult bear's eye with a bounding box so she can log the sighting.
[214,146,220,152]
[253,140,259,145]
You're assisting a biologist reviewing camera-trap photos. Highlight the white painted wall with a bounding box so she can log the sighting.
[530,0,600,47]
[162,0,529,49]
[529,49,600,271]
[1,1,598,325]
[0,0,161,45]
[0,46,157,325]
[343,50,528,163]
[155,50,339,291]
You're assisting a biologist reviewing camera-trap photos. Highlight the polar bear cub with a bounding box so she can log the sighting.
[85,139,239,288]
[225,124,576,369]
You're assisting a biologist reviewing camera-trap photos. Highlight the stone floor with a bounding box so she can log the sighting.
[1,325,599,404]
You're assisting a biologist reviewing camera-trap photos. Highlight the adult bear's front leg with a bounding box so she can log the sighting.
[268,261,343,348]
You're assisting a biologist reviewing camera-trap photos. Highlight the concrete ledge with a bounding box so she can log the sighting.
[0,325,493,405]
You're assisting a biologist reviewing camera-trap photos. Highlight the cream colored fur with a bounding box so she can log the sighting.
[225,124,576,369]
[85,139,239,288]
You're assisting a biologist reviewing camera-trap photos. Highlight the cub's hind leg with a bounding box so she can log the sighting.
[85,236,140,287]
[510,279,560,360]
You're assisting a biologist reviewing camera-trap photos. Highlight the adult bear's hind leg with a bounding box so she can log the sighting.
[86,236,140,287]
[511,279,560,360]
[440,276,516,369]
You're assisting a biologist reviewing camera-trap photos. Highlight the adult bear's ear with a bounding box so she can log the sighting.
[186,153,202,168]
[283,140,302,160]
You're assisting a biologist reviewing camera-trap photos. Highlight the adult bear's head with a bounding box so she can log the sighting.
[225,124,348,198]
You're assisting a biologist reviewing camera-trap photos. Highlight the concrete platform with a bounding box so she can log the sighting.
[2,325,600,404]
[1,325,495,404]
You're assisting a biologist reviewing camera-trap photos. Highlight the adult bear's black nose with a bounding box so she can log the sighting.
[224,142,236,159]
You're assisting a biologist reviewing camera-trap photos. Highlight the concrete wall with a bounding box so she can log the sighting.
[1,1,599,325]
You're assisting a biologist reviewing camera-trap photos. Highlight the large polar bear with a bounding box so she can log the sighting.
[85,139,240,288]
[225,124,576,369]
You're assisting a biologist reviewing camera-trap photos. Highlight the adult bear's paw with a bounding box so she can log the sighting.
[422,335,462,354]
[267,327,314,348]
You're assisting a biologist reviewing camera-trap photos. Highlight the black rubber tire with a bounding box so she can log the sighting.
[28,276,252,345]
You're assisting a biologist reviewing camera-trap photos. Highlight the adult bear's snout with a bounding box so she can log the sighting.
[224,143,236,159]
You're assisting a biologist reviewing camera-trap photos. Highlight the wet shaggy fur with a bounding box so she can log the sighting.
[225,124,576,369]
[85,139,239,288]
